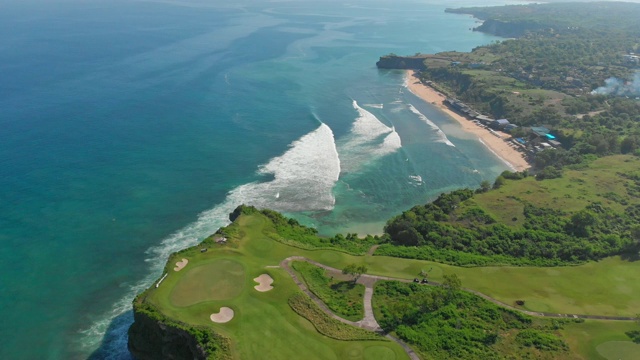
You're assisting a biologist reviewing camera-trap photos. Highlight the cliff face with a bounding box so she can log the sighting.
[376,55,427,70]
[128,310,207,360]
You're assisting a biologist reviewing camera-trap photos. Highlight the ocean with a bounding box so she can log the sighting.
[0,0,515,358]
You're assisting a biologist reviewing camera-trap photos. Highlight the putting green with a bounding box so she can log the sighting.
[340,344,398,360]
[596,341,640,360]
[169,259,245,307]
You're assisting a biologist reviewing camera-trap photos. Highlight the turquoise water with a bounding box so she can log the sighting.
[0,0,515,358]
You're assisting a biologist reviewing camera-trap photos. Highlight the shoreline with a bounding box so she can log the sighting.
[405,70,531,172]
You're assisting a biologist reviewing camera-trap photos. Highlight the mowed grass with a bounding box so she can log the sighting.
[461,155,640,225]
[170,259,245,306]
[561,320,640,360]
[362,255,640,317]
[144,215,408,360]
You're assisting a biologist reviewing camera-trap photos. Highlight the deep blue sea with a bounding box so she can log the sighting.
[0,0,516,358]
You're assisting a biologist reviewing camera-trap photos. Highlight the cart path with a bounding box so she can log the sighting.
[280,256,421,360]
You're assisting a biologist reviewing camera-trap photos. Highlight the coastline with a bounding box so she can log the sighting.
[405,70,531,172]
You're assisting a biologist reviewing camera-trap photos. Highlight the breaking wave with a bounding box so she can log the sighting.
[408,104,455,147]
[338,100,402,173]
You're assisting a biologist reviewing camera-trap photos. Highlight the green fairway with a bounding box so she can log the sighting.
[293,248,640,317]
[561,320,640,360]
[596,341,640,360]
[170,259,245,306]
[361,255,640,317]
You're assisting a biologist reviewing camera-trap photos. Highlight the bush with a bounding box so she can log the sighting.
[516,329,568,351]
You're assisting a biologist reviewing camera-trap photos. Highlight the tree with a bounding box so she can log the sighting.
[630,225,640,245]
[479,180,491,193]
[442,273,462,301]
[342,264,368,283]
[442,274,462,291]
[493,175,506,189]
[567,210,597,237]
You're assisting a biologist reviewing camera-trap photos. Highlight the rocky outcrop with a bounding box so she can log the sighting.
[128,310,207,360]
[376,55,427,70]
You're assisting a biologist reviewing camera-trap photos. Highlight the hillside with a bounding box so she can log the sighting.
[380,155,640,266]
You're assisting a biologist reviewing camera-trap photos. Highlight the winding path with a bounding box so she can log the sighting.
[280,257,420,360]
[280,256,637,360]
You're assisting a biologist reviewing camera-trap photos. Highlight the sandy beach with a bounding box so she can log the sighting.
[405,71,531,172]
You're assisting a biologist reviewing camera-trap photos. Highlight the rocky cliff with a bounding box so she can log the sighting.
[376,55,427,70]
[128,298,231,360]
[128,310,208,360]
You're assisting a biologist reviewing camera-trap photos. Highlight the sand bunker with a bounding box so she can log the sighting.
[174,258,188,272]
[210,307,234,323]
[253,274,274,292]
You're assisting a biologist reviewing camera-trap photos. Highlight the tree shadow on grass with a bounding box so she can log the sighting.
[88,311,135,360]
[619,251,640,262]
[330,281,357,292]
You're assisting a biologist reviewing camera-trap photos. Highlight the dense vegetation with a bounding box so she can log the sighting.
[292,261,365,321]
[413,2,640,177]
[380,175,639,266]
[380,155,640,266]
[226,205,379,254]
[287,292,382,341]
[374,280,571,359]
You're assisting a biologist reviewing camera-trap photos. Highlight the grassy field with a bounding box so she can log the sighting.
[142,210,640,358]
[458,155,640,226]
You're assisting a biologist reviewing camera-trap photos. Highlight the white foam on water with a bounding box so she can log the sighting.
[408,104,455,147]
[338,100,402,173]
[233,122,341,212]
[363,103,384,109]
[478,138,516,171]
[409,175,423,184]
[77,123,341,357]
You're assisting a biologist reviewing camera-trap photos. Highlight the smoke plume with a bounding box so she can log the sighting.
[591,72,640,97]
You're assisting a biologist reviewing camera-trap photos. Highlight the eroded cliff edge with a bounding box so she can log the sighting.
[128,283,232,359]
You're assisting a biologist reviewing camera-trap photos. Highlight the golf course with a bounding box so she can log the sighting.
[130,205,640,359]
